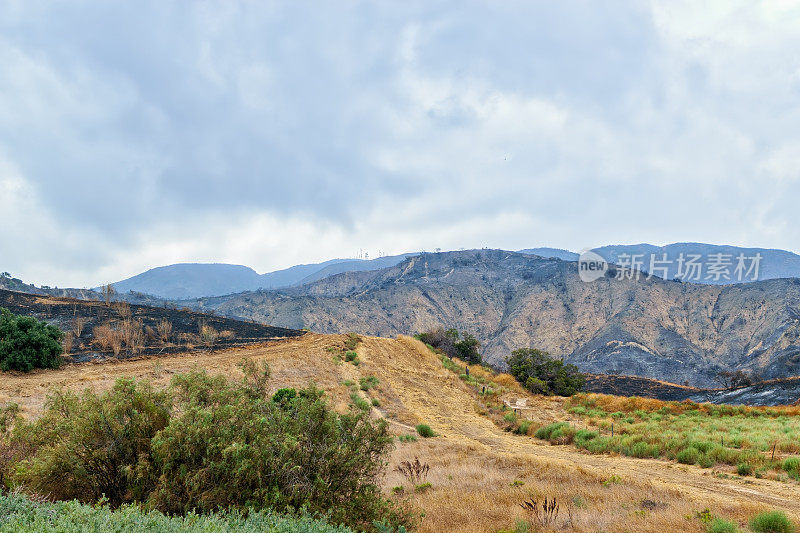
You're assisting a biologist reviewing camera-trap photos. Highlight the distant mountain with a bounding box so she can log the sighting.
[520,243,800,284]
[591,243,800,284]
[108,253,419,299]
[109,263,264,300]
[193,249,800,387]
[518,247,579,261]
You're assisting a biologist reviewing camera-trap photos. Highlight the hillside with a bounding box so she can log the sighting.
[0,289,304,363]
[2,333,798,532]
[194,250,800,387]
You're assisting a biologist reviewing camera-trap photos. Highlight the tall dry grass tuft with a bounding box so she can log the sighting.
[156,319,173,344]
[92,323,123,355]
[199,321,219,346]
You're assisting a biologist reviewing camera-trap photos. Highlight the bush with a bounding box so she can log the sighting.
[676,447,701,465]
[360,376,380,391]
[736,462,753,476]
[535,422,569,441]
[708,517,739,533]
[14,378,170,505]
[749,511,795,533]
[272,387,297,404]
[782,457,800,476]
[415,424,436,438]
[505,348,584,397]
[0,308,63,371]
[516,420,532,435]
[630,441,659,459]
[7,363,413,531]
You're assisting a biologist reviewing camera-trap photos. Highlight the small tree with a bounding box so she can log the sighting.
[505,348,585,397]
[454,333,482,364]
[715,370,758,390]
[0,308,63,372]
[416,327,482,363]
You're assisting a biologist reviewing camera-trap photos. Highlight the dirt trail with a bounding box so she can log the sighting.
[359,335,800,514]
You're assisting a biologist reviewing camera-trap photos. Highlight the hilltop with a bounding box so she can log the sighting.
[193,249,800,387]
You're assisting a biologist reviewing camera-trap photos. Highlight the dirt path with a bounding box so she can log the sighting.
[358,335,800,514]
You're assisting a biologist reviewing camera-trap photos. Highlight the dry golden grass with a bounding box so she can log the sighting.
[1,332,799,532]
[573,391,800,417]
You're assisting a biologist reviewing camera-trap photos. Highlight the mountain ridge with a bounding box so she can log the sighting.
[191,249,800,387]
[106,243,800,301]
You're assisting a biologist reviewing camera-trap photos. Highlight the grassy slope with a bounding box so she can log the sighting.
[2,333,800,532]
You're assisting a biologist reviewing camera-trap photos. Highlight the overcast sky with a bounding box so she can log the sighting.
[2,1,800,287]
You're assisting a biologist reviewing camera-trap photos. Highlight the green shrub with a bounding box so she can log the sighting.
[749,510,795,533]
[414,482,432,493]
[574,429,599,448]
[698,454,714,469]
[271,387,297,404]
[504,412,517,423]
[505,348,584,397]
[345,351,359,363]
[535,422,568,441]
[14,378,170,505]
[782,457,800,475]
[630,441,659,459]
[350,391,371,411]
[415,424,436,438]
[360,376,380,391]
[676,447,701,465]
[516,420,532,435]
[344,333,360,351]
[708,517,738,533]
[371,398,381,407]
[397,434,417,443]
[8,362,413,531]
[736,462,753,476]
[0,308,63,372]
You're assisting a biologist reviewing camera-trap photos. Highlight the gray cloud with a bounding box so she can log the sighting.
[1,1,800,286]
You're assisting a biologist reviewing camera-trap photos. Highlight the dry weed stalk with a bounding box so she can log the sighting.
[520,496,559,527]
[395,457,430,485]
[71,316,87,337]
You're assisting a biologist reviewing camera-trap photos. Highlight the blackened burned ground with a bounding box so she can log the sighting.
[584,373,700,401]
[585,373,800,406]
[0,289,304,363]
